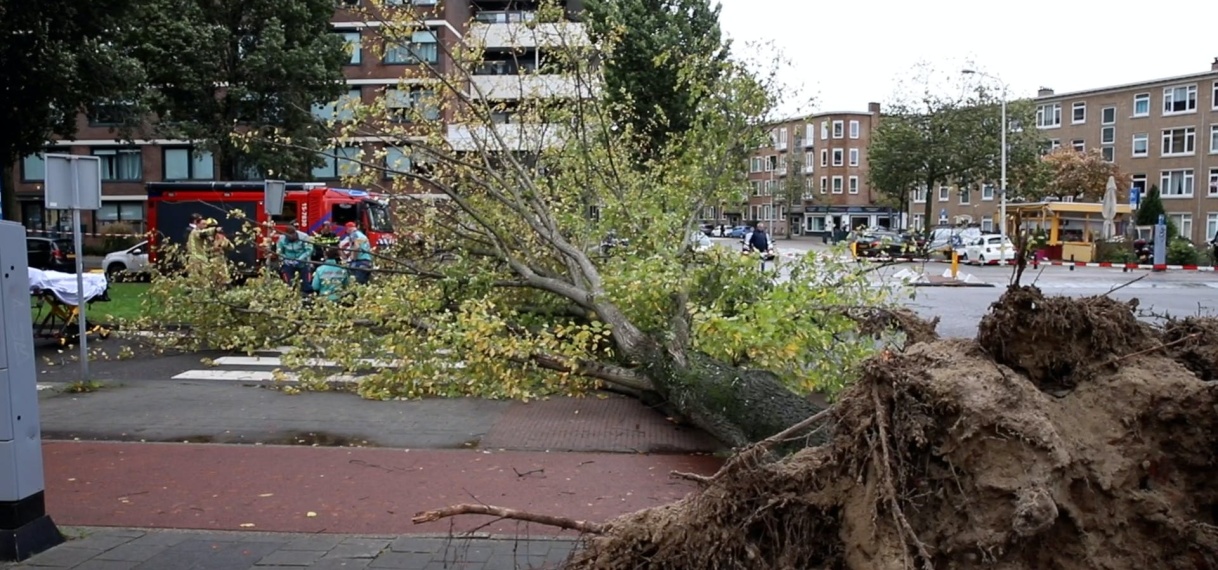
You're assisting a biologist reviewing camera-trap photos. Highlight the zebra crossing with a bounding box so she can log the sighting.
[169,347,462,384]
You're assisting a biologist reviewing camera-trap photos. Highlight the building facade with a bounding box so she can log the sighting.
[13,0,583,242]
[732,103,892,238]
[921,58,1218,243]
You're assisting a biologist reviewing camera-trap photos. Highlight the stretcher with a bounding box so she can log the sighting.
[29,268,112,344]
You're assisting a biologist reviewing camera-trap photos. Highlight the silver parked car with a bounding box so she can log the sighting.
[103,240,150,281]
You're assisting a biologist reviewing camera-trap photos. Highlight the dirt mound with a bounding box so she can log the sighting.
[566,290,1218,569]
[1164,317,1218,382]
[977,286,1154,391]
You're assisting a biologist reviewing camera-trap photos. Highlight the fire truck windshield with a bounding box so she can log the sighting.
[366,201,394,233]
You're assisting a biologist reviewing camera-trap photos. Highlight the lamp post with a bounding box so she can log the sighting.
[962,69,1008,239]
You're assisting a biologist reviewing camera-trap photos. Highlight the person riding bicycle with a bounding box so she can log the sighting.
[743,223,776,261]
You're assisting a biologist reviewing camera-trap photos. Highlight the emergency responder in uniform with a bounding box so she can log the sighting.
[312,220,340,263]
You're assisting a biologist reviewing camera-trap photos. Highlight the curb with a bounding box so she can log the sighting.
[820,255,1217,272]
[912,282,996,288]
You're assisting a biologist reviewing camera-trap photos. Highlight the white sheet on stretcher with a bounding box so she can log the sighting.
[28,268,109,306]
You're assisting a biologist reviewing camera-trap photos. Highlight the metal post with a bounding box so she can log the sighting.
[73,208,88,381]
[999,94,1008,241]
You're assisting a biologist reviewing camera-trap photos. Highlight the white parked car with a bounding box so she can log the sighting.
[963,235,1016,265]
[690,232,714,252]
[103,240,150,281]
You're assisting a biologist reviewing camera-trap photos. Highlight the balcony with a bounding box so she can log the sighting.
[776,167,787,176]
[469,21,588,50]
[803,164,814,174]
[469,74,590,100]
[774,140,787,151]
[446,122,564,151]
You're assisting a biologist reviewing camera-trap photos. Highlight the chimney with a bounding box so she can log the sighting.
[868,102,881,115]
[1037,87,1055,97]
[1212,57,1218,71]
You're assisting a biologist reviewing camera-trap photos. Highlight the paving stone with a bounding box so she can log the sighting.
[93,544,168,563]
[387,537,456,554]
[298,558,372,570]
[321,538,390,559]
[254,549,325,566]
[66,534,140,552]
[122,533,193,548]
[72,561,142,570]
[367,551,436,568]
[279,536,347,552]
[21,547,105,567]
[131,539,282,570]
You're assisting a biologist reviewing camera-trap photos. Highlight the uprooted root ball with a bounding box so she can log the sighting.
[567,339,1218,570]
[1164,316,1218,381]
[976,285,1153,391]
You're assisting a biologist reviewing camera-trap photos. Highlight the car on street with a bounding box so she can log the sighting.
[27,236,76,272]
[726,226,750,239]
[690,232,714,252]
[963,234,1016,264]
[847,230,911,258]
[103,240,150,281]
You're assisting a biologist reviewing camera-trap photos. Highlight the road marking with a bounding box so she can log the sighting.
[211,356,403,368]
[37,384,53,391]
[171,369,359,383]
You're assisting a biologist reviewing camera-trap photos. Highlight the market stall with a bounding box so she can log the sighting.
[1006,201,1134,263]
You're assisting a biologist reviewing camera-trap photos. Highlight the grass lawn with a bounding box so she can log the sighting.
[31,282,152,325]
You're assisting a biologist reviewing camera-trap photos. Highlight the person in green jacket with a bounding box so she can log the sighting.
[311,247,350,302]
[276,224,313,293]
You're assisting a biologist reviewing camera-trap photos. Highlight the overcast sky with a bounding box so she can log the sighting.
[716,0,1216,116]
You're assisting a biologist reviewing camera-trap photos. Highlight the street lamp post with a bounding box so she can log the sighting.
[962,69,1008,239]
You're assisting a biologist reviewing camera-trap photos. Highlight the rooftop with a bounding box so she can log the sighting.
[1035,61,1218,101]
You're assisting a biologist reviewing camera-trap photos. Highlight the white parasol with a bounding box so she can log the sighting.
[1101,175,1117,240]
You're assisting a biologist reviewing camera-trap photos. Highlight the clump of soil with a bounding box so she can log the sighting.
[976,286,1153,391]
[854,307,940,346]
[1164,316,1218,381]
[565,288,1218,570]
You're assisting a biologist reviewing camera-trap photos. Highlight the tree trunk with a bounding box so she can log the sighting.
[633,344,826,449]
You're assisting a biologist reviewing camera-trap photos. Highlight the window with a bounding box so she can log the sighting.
[1050,139,1061,150]
[1101,106,1116,124]
[804,151,814,173]
[385,30,438,64]
[763,156,774,171]
[97,202,146,232]
[981,185,994,200]
[1160,169,1194,197]
[1036,103,1061,128]
[163,148,214,180]
[1214,81,1218,110]
[912,214,924,231]
[87,101,136,126]
[820,176,827,193]
[1101,126,1115,144]
[1208,214,1218,242]
[92,148,142,181]
[335,30,361,64]
[385,88,440,122]
[804,124,815,144]
[848,148,859,166]
[912,187,927,203]
[959,188,970,204]
[821,121,829,140]
[981,219,993,233]
[820,149,827,167]
[1132,133,1149,157]
[1211,125,1218,153]
[848,120,860,139]
[19,150,66,182]
[1101,147,1115,162]
[848,176,859,194]
[312,146,362,179]
[749,157,761,173]
[1210,168,1218,196]
[832,121,844,138]
[750,181,762,196]
[383,145,413,178]
[1161,127,1195,156]
[1072,140,1085,152]
[938,186,949,201]
[1071,102,1086,124]
[1163,84,1197,114]
[311,88,361,121]
[1169,213,1192,239]
[1133,93,1150,117]
[1131,175,1147,199]
[831,176,843,194]
[831,149,843,166]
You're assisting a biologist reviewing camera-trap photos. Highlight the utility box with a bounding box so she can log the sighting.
[0,221,61,561]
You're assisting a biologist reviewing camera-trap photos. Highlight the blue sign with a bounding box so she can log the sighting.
[1158,214,1166,225]
[939,208,947,219]
[1129,187,1141,208]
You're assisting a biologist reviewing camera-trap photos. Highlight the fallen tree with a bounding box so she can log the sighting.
[414,287,1218,569]
[137,0,905,447]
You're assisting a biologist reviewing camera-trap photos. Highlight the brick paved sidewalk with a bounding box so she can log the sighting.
[7,527,577,569]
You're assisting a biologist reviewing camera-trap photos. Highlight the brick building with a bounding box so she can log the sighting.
[13,0,583,241]
[731,103,892,238]
[922,58,1218,243]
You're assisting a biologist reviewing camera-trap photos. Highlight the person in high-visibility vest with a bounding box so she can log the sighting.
[340,222,373,285]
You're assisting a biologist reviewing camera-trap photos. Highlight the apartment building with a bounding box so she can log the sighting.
[12,0,583,239]
[926,58,1218,243]
[729,103,889,237]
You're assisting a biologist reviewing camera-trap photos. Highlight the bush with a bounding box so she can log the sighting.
[1166,239,1200,265]
[100,222,139,253]
[1097,241,1134,263]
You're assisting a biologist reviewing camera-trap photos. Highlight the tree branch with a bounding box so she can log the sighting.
[412,503,607,534]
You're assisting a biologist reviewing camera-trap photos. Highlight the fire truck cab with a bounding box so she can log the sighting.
[146,181,396,270]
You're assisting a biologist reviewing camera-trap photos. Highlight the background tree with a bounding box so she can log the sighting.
[144,2,905,448]
[0,0,147,220]
[122,0,348,179]
[1038,147,1130,201]
[584,0,730,165]
[1136,184,1166,226]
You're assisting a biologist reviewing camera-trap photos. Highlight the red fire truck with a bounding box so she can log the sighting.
[145,181,396,269]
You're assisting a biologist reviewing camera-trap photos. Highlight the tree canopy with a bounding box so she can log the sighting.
[867,68,1045,231]
[0,0,147,219]
[121,0,348,179]
[1038,147,1131,201]
[584,0,730,165]
[140,1,909,448]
